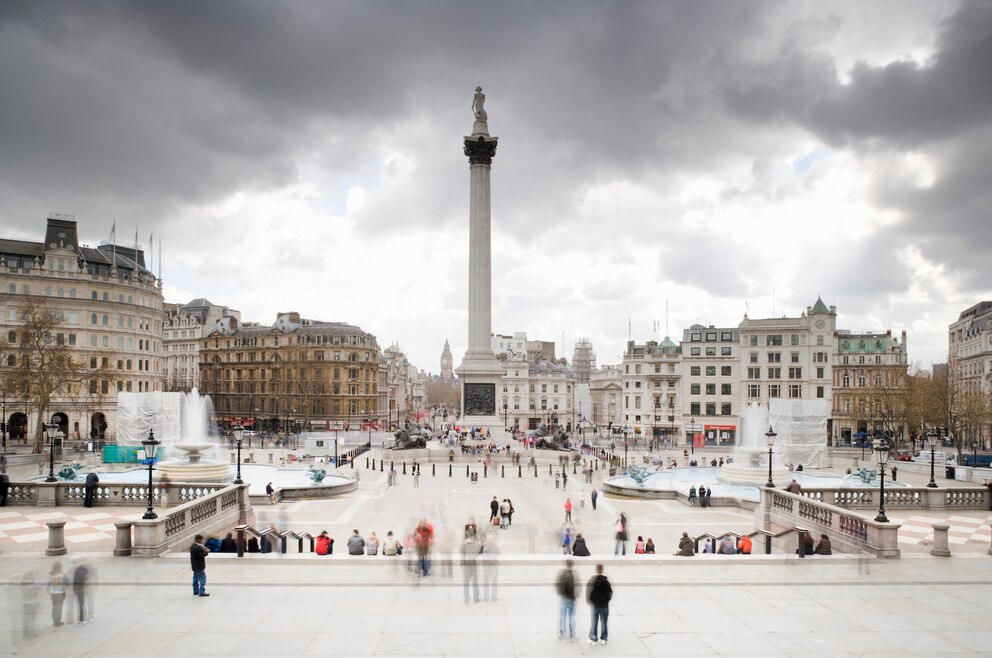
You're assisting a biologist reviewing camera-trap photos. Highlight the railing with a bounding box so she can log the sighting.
[5,480,227,507]
[799,487,990,511]
[691,527,806,556]
[233,524,315,556]
[128,483,253,556]
[760,489,899,557]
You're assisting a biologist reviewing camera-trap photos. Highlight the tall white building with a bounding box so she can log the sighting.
[589,366,623,431]
[681,325,739,448]
[948,301,992,447]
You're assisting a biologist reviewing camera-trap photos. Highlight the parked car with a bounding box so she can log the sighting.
[895,451,914,461]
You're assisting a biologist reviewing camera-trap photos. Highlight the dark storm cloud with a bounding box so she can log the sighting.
[0,0,777,237]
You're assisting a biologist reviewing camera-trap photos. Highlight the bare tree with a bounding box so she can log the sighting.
[923,356,990,460]
[0,300,101,453]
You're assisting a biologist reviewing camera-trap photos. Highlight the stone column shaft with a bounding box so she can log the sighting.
[467,163,492,356]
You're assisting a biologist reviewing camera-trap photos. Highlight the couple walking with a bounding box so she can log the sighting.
[555,561,613,644]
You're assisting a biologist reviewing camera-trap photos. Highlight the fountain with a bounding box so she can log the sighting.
[718,402,790,486]
[155,389,232,482]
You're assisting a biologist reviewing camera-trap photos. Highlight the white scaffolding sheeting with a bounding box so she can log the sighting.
[117,392,182,444]
[769,399,829,469]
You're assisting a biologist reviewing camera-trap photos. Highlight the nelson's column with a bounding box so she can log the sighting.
[456,86,505,434]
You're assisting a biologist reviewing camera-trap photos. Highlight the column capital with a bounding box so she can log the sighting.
[464,135,498,166]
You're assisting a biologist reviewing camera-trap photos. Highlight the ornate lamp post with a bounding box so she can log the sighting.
[503,403,508,430]
[925,429,938,488]
[232,422,244,485]
[764,425,777,488]
[44,419,60,482]
[142,429,161,520]
[972,439,978,467]
[873,439,890,522]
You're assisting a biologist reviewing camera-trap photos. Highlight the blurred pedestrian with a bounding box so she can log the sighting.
[72,558,95,620]
[415,518,434,576]
[461,536,480,603]
[20,570,40,640]
[83,471,99,507]
[564,498,573,523]
[590,488,598,510]
[586,564,612,645]
[614,513,628,555]
[555,559,577,640]
[49,562,67,627]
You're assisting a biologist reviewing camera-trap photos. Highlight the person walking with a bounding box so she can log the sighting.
[461,536,480,603]
[586,564,613,645]
[562,471,568,489]
[189,535,209,597]
[0,470,9,507]
[83,471,99,508]
[555,473,560,489]
[590,488,598,510]
[564,498,573,523]
[507,499,515,526]
[48,562,67,627]
[489,496,499,525]
[499,499,510,529]
[614,513,628,555]
[555,559,577,640]
[413,467,420,488]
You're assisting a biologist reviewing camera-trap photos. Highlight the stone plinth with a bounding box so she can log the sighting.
[930,523,951,557]
[46,521,67,556]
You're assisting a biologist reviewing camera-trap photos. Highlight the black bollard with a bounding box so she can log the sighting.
[518,465,522,478]
[484,464,487,477]
[501,465,505,478]
[534,465,538,477]
[573,462,577,475]
[432,464,436,476]
[449,464,452,477]
[237,527,245,558]
[402,462,407,475]
[391,461,394,472]
[380,460,384,472]
[466,464,470,477]
[351,456,354,469]
[365,457,369,469]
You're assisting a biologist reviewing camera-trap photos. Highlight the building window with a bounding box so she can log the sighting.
[747,384,760,398]
[789,384,802,398]
[791,334,800,346]
[749,335,758,346]
[788,367,802,379]
[769,384,781,398]
[749,352,758,363]
[816,386,824,399]
[817,335,824,346]
[705,384,716,395]
[705,366,716,376]
[706,332,717,341]
[705,347,716,356]
[690,402,701,415]
[768,353,781,363]
[767,335,782,346]
[721,366,732,376]
[690,366,700,376]
[721,383,732,395]
[721,332,733,341]
[816,367,824,379]
[747,367,761,379]
[690,347,701,356]
[721,403,732,415]
[767,367,781,379]
[705,403,716,416]
[721,347,732,356]
[791,352,800,363]
[690,384,700,395]
[691,332,702,341]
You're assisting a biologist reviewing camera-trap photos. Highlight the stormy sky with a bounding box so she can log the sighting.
[1,1,989,374]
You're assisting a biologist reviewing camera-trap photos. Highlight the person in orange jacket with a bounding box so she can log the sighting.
[738,535,752,555]
[315,530,333,555]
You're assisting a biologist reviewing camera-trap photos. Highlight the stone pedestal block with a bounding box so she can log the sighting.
[114,522,133,556]
[930,523,951,557]
[46,521,67,556]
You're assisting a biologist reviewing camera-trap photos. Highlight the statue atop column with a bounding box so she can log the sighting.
[472,86,487,121]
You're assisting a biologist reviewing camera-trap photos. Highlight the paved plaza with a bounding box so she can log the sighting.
[2,446,992,656]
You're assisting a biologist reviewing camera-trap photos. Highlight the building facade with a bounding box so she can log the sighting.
[948,301,992,446]
[198,312,380,432]
[0,215,164,444]
[572,338,596,384]
[681,325,739,448]
[620,338,682,444]
[831,330,908,444]
[440,338,454,380]
[163,298,239,392]
[589,365,623,431]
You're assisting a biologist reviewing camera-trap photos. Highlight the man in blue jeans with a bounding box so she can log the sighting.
[190,534,210,597]
[555,559,577,640]
[586,563,613,645]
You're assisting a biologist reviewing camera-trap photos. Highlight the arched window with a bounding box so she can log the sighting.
[21,285,29,294]
[7,330,15,343]
[102,292,108,301]
[6,355,14,367]
[69,288,76,298]
[7,284,15,294]
[57,288,64,297]
[45,286,52,296]
[91,313,98,325]
[101,314,109,326]
[92,291,98,300]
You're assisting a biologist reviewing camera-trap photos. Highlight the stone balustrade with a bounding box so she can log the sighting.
[4,480,227,507]
[799,486,990,511]
[129,483,253,557]
[757,488,901,558]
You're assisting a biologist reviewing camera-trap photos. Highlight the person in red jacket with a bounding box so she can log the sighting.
[564,498,573,523]
[315,530,333,556]
[738,535,752,555]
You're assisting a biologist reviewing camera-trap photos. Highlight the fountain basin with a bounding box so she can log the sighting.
[157,459,232,483]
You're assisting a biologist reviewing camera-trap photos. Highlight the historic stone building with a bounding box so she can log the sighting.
[439,338,454,380]
[198,312,380,432]
[947,301,991,447]
[163,298,239,392]
[572,338,596,384]
[681,326,739,448]
[589,365,623,431]
[0,215,164,444]
[620,338,682,444]
[831,330,908,445]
